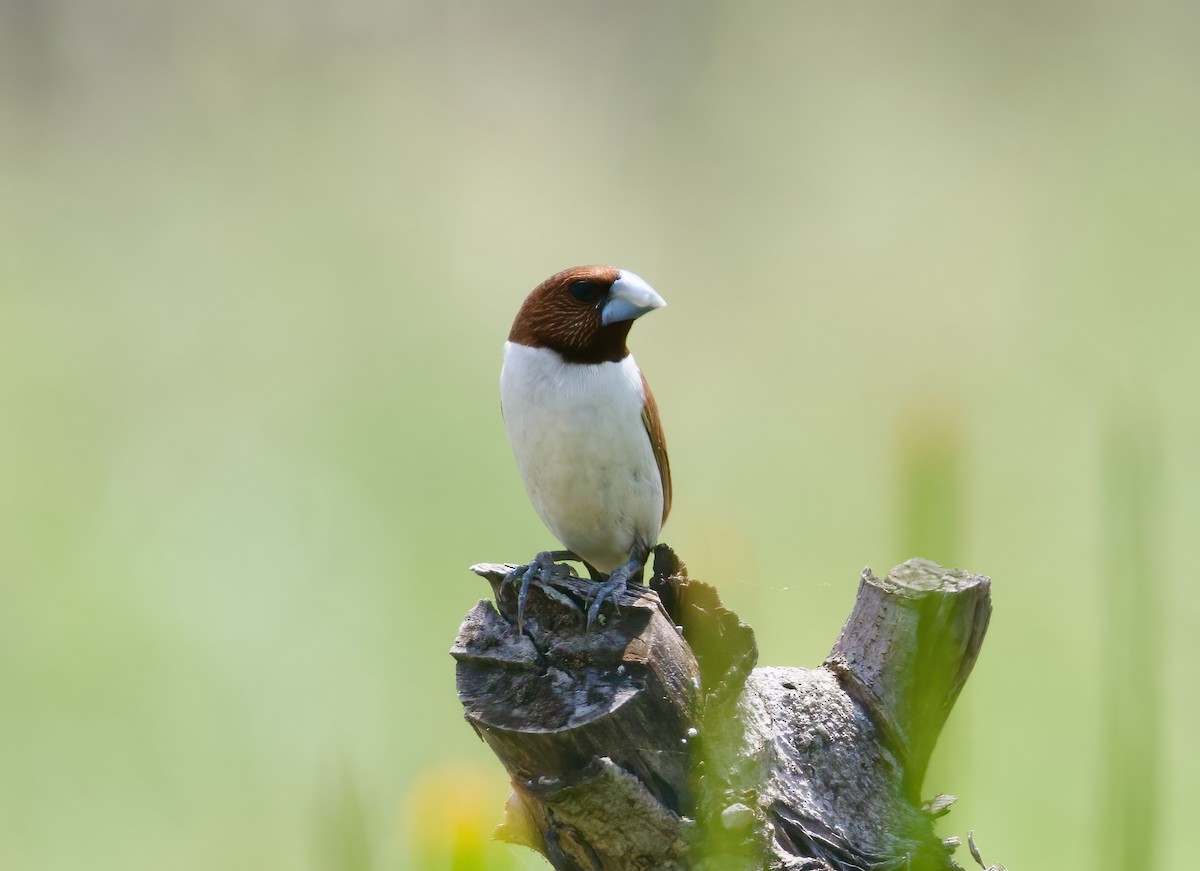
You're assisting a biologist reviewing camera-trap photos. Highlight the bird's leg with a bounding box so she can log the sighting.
[586,550,647,630]
[503,550,579,633]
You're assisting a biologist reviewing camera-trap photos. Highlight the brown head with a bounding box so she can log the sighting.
[508,266,667,364]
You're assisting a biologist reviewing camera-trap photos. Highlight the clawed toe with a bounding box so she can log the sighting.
[586,577,628,629]
[502,550,647,632]
[583,553,650,629]
[504,550,578,633]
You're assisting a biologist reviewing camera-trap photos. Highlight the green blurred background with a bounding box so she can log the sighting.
[2,2,1197,869]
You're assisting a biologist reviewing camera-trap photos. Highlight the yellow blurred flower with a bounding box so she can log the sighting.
[403,763,519,871]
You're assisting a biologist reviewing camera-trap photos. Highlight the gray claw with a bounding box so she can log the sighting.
[507,550,577,633]
[586,577,627,629]
[585,555,647,629]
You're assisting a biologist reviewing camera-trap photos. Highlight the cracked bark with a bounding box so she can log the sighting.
[452,547,993,870]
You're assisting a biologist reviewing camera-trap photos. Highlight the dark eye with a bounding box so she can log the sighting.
[569,280,604,303]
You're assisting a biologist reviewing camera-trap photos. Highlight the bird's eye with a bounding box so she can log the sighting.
[569,280,603,303]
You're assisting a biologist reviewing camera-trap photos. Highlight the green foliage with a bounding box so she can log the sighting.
[1099,405,1163,871]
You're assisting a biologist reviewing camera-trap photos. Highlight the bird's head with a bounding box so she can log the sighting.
[508,266,667,363]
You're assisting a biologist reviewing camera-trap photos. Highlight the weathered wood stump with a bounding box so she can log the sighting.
[452,547,994,870]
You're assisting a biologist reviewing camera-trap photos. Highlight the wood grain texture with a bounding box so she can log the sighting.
[454,554,702,870]
[452,550,992,870]
[823,560,992,802]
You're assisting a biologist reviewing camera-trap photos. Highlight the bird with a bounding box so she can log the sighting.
[500,265,671,630]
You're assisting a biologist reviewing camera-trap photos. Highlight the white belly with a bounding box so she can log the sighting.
[500,342,664,572]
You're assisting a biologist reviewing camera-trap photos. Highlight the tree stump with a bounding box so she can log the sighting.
[451,547,994,870]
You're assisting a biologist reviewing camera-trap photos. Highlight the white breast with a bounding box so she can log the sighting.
[500,342,664,572]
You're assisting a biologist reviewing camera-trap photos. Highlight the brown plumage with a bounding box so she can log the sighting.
[640,371,671,526]
[507,265,630,364]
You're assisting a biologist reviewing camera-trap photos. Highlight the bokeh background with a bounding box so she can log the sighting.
[3,2,1198,869]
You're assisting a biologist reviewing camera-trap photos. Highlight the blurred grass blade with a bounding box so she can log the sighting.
[1100,404,1162,871]
[895,401,964,568]
[894,402,968,795]
[315,766,373,871]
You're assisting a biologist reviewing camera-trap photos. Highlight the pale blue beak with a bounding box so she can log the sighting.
[601,270,667,326]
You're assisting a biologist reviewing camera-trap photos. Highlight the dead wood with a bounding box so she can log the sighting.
[452,548,992,870]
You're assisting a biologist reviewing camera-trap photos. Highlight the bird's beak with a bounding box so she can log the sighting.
[601,270,667,326]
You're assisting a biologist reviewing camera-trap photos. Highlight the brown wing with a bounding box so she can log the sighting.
[640,372,672,526]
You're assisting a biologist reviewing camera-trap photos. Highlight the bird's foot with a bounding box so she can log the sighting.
[503,550,578,633]
[586,558,643,629]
